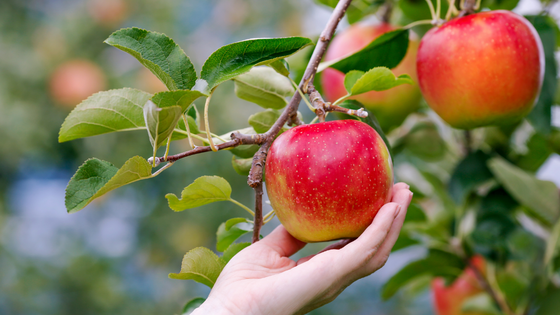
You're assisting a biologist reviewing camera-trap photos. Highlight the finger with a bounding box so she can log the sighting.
[296,238,356,265]
[338,202,400,272]
[258,225,307,257]
[366,188,413,271]
[392,182,410,196]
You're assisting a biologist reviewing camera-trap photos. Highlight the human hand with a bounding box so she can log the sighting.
[192,183,413,315]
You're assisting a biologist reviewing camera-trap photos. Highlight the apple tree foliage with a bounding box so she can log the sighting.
[57,0,560,313]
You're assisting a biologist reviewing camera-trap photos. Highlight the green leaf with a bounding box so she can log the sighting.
[535,288,560,315]
[461,293,501,315]
[406,203,427,223]
[168,247,226,288]
[338,100,392,157]
[201,37,313,91]
[269,59,291,77]
[545,219,560,268]
[248,109,281,133]
[65,156,154,213]
[166,176,232,212]
[233,67,294,109]
[59,88,152,142]
[381,249,464,300]
[222,242,251,263]
[216,218,253,252]
[144,100,182,150]
[526,15,557,135]
[448,151,493,204]
[210,127,260,158]
[104,27,197,91]
[343,70,364,93]
[320,29,409,74]
[232,156,252,176]
[488,157,560,226]
[399,0,448,21]
[349,67,413,96]
[402,122,447,161]
[182,297,205,315]
[516,132,553,172]
[145,90,205,149]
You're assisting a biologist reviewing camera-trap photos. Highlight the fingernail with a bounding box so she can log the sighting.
[394,204,402,218]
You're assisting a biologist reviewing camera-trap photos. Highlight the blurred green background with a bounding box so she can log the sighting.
[1,0,559,314]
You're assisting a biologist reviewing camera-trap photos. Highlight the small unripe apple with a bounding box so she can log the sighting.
[265,120,393,242]
[321,23,422,132]
[417,10,544,129]
[432,256,486,315]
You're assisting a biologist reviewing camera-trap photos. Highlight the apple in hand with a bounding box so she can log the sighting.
[265,120,393,242]
[321,23,422,132]
[417,10,544,129]
[432,255,486,315]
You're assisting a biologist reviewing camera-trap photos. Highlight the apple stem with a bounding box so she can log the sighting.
[458,0,477,17]
[464,130,472,154]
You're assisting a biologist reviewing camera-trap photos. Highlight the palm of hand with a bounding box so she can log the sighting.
[195,183,412,315]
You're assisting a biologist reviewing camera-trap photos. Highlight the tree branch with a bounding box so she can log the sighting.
[253,183,264,243]
[467,260,515,315]
[155,0,354,244]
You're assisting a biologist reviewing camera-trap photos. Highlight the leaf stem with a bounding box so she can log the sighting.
[404,19,434,30]
[332,95,350,106]
[263,210,276,224]
[436,0,441,19]
[183,114,196,149]
[425,0,437,21]
[152,162,174,177]
[229,198,255,216]
[204,93,218,152]
[164,136,172,160]
[210,132,229,143]
[445,0,458,20]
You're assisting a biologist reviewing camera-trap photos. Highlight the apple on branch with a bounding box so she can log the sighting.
[417,10,544,129]
[321,23,422,132]
[432,256,487,315]
[265,120,393,242]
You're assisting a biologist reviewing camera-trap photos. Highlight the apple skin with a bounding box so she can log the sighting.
[432,256,486,315]
[265,120,393,243]
[417,10,544,129]
[321,23,422,132]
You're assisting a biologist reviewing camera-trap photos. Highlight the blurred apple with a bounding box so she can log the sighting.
[432,255,486,315]
[88,0,129,26]
[322,23,422,132]
[49,60,107,108]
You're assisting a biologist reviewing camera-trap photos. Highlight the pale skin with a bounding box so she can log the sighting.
[192,183,413,315]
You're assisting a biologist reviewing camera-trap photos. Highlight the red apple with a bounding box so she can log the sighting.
[322,23,422,132]
[265,120,393,242]
[417,10,544,129]
[432,255,486,315]
[50,60,107,108]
